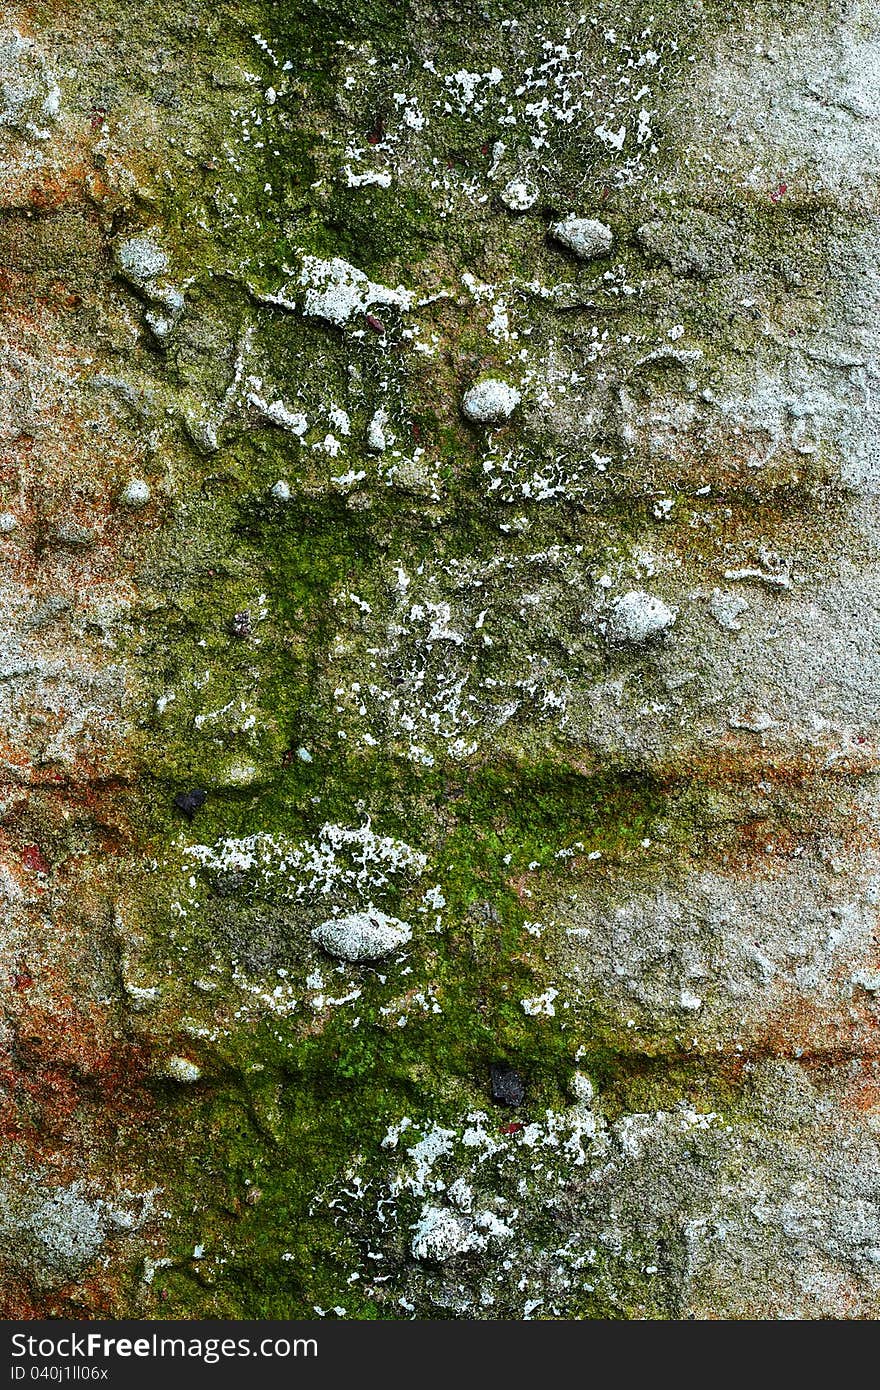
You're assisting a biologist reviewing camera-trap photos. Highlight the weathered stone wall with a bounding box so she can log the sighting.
[2,0,880,1318]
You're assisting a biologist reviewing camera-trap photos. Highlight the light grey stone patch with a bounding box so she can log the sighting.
[709,589,749,632]
[637,213,732,279]
[144,287,185,342]
[145,310,174,342]
[679,12,880,211]
[550,215,613,259]
[185,417,219,454]
[559,853,880,1043]
[26,1187,105,1278]
[312,908,412,962]
[0,511,17,533]
[270,479,291,502]
[0,1175,151,1290]
[728,706,775,732]
[604,590,677,645]
[119,479,150,509]
[51,521,96,550]
[162,1056,202,1082]
[853,969,880,993]
[0,32,61,140]
[115,236,169,290]
[91,374,155,421]
[115,238,184,340]
[462,379,521,424]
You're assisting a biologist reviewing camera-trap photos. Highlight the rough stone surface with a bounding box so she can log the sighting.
[4,0,880,1323]
[298,255,413,327]
[411,1206,477,1263]
[115,236,168,289]
[0,32,59,139]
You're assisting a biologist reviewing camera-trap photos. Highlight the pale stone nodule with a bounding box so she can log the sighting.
[114,235,184,343]
[604,590,677,645]
[115,235,169,289]
[162,1056,202,1082]
[550,215,613,259]
[311,908,412,962]
[185,417,219,454]
[119,479,150,509]
[462,378,521,424]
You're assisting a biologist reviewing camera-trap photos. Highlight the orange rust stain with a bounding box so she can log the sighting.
[0,1019,157,1146]
[749,992,880,1060]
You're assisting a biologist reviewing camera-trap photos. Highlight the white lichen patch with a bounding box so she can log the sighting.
[183,822,427,911]
[314,1087,880,1318]
[115,235,170,289]
[119,479,151,509]
[337,15,671,212]
[343,165,392,188]
[500,177,538,212]
[315,1097,614,1312]
[521,987,558,1017]
[709,589,749,632]
[367,407,392,452]
[113,234,185,339]
[162,1055,202,1082]
[312,908,412,962]
[247,387,308,435]
[462,378,521,424]
[0,1174,156,1290]
[411,1205,482,1262]
[325,550,582,764]
[298,255,413,327]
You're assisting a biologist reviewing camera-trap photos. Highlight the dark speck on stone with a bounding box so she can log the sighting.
[174,789,208,820]
[490,1064,525,1106]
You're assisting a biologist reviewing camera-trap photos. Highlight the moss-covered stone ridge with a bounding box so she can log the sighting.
[2,0,880,1318]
